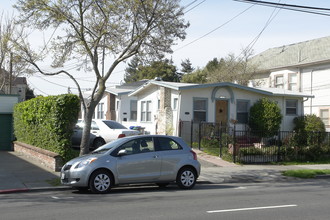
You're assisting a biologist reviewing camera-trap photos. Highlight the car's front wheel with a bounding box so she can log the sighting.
[176,167,197,189]
[89,169,113,194]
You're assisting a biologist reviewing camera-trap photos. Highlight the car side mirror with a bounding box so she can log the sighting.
[117,149,128,156]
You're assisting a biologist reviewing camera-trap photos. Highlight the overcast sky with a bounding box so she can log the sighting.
[2,0,330,95]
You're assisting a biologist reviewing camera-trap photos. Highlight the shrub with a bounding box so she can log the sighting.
[248,98,282,137]
[293,114,326,146]
[14,94,80,162]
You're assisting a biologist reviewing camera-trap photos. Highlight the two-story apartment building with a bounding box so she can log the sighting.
[249,36,330,130]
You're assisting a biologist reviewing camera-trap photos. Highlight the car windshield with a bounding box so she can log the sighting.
[91,138,123,154]
[102,120,127,129]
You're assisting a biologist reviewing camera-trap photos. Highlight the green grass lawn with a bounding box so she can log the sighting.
[282,169,330,178]
[46,178,61,186]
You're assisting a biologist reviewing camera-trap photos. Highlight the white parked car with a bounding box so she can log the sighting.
[72,120,140,150]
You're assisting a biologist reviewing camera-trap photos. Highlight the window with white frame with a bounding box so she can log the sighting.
[286,99,297,115]
[236,100,249,124]
[97,103,104,119]
[320,109,329,128]
[288,73,297,91]
[130,100,137,121]
[141,101,152,122]
[173,98,178,110]
[275,75,284,88]
[193,98,207,122]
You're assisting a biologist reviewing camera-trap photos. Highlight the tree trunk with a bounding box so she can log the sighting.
[79,83,106,156]
[79,106,95,155]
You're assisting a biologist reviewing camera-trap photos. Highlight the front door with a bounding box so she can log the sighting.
[215,100,228,126]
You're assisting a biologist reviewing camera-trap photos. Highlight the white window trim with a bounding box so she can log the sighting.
[320,108,330,128]
[141,100,152,122]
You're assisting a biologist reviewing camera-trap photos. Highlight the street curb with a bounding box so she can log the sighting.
[0,186,71,194]
[0,188,29,194]
[315,174,330,179]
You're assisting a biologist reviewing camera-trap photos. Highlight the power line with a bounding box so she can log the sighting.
[174,4,255,52]
[234,0,330,11]
[234,0,330,16]
[26,78,49,96]
[237,0,282,60]
[184,0,207,13]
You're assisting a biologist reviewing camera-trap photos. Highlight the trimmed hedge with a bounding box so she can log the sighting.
[13,94,80,162]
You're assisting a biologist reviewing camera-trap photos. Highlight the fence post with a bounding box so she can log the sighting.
[219,123,222,158]
[277,130,281,162]
[198,122,202,150]
[233,123,236,163]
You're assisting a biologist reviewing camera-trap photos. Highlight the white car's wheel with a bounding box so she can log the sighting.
[89,170,113,194]
[176,167,197,189]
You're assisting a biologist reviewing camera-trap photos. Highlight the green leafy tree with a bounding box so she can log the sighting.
[14,0,188,155]
[25,84,35,100]
[124,56,142,83]
[180,58,194,74]
[205,58,220,72]
[181,68,207,83]
[248,98,282,137]
[136,59,179,82]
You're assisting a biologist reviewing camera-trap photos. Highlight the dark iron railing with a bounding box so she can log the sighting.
[178,120,330,164]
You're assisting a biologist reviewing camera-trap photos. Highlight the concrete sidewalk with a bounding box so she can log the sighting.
[194,149,330,183]
[0,151,64,193]
[1,149,330,194]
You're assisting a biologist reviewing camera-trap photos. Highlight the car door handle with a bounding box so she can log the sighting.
[153,155,159,159]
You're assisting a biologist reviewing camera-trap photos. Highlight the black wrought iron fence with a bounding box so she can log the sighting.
[178,121,330,164]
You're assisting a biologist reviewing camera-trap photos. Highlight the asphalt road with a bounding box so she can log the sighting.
[1,180,330,220]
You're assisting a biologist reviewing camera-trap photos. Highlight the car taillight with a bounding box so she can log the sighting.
[190,150,197,160]
[118,134,126,138]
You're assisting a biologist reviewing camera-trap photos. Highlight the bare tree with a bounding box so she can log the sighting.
[0,12,28,93]
[14,0,189,155]
[206,51,259,86]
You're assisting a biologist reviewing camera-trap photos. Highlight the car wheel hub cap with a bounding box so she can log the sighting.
[181,171,194,186]
[94,174,110,191]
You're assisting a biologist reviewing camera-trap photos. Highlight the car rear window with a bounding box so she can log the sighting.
[156,137,182,151]
[102,120,127,129]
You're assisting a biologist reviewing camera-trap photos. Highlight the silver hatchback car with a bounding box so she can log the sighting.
[61,135,201,193]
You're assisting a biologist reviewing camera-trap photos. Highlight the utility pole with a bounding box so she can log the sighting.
[9,52,13,94]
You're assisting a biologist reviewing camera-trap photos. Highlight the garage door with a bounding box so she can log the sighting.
[0,114,13,151]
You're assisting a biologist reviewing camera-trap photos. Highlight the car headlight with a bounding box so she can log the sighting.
[75,157,98,169]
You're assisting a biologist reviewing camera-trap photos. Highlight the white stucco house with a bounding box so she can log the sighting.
[124,80,313,135]
[83,80,148,124]
[249,36,330,130]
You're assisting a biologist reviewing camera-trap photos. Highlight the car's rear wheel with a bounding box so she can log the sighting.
[176,167,197,189]
[92,138,105,150]
[89,170,113,194]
